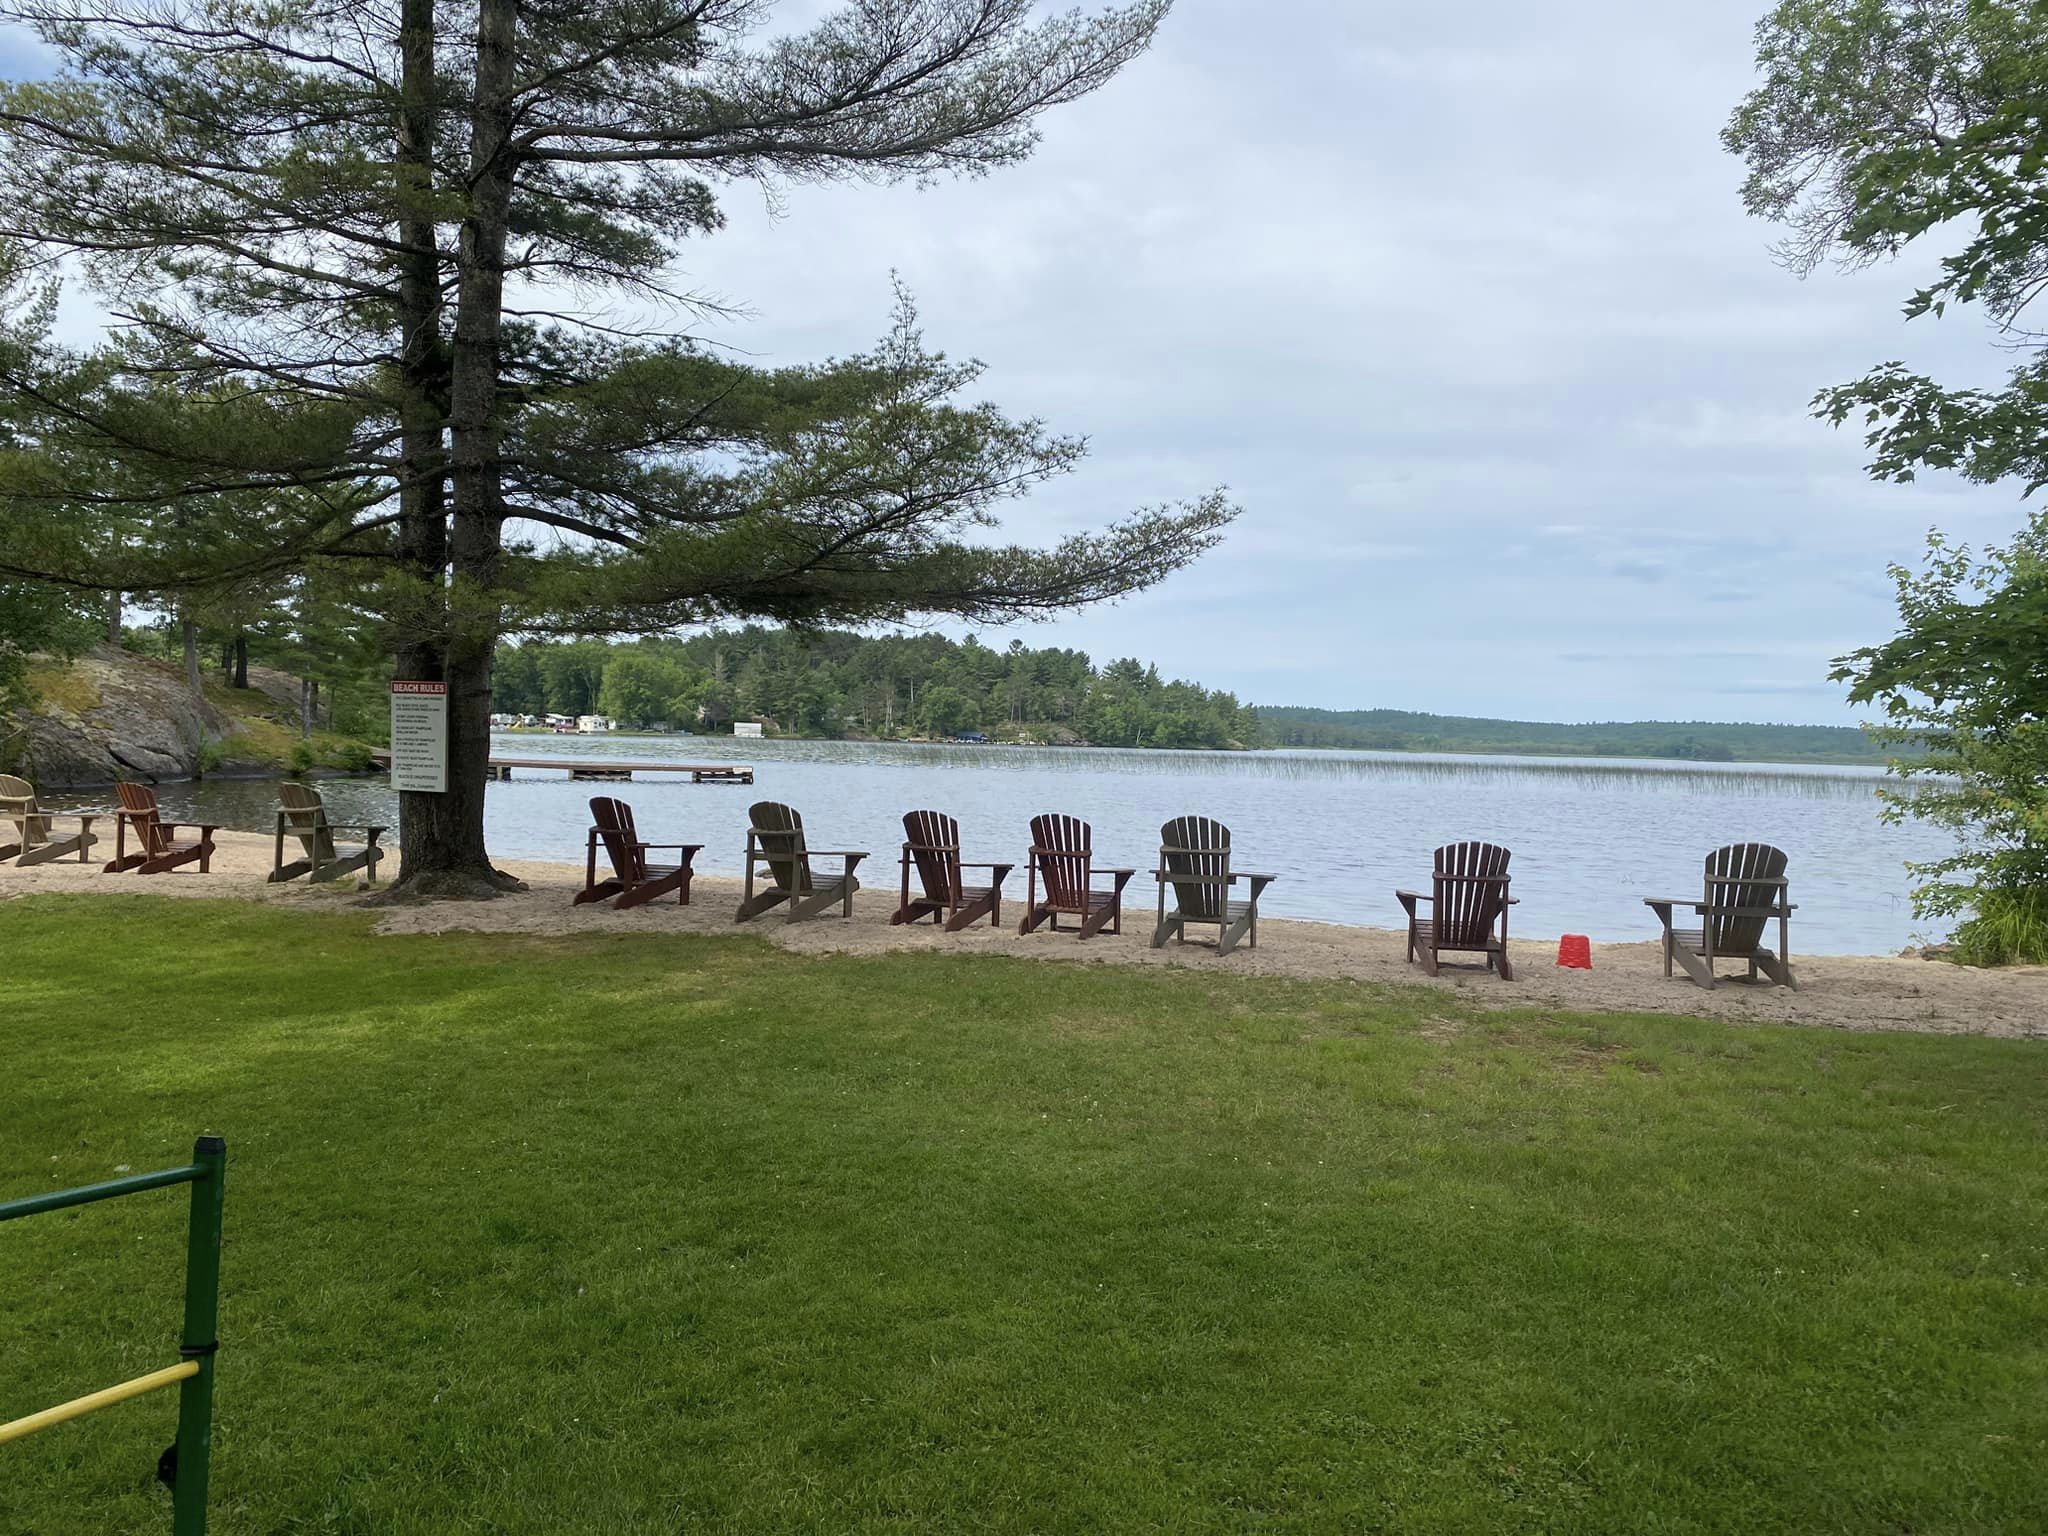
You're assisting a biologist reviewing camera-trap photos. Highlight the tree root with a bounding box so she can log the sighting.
[362,865,529,905]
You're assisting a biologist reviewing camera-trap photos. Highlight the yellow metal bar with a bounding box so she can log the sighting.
[0,1361,198,1446]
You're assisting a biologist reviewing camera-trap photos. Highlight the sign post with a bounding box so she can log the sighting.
[388,681,449,793]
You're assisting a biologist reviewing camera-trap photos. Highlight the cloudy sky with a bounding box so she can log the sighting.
[7,1,2025,725]
[663,0,2024,726]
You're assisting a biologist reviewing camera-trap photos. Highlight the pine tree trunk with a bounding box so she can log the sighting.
[181,615,201,695]
[385,0,518,900]
[300,676,313,739]
[105,591,121,647]
[233,633,249,690]
[379,0,516,899]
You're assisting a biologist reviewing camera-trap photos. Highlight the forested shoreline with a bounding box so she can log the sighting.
[1260,706,1891,765]
[493,627,1263,750]
[489,627,1892,764]
[11,616,1894,766]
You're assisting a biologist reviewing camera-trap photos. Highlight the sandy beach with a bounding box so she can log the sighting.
[4,830,2043,1039]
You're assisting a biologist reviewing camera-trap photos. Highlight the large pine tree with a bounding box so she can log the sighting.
[0,0,1232,895]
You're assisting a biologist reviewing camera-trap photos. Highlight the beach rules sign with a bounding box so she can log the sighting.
[389,681,449,793]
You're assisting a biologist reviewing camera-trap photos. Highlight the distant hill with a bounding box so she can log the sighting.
[1254,706,1888,766]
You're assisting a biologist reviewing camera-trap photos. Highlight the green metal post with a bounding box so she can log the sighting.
[171,1135,225,1536]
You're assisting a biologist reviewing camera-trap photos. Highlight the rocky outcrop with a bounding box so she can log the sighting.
[4,647,230,787]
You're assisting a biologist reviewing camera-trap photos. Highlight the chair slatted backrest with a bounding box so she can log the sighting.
[1434,841,1512,947]
[1161,816,1231,923]
[903,810,962,903]
[750,801,813,894]
[1030,814,1093,909]
[279,782,340,864]
[0,773,46,839]
[1704,842,1787,954]
[115,781,172,856]
[590,796,646,882]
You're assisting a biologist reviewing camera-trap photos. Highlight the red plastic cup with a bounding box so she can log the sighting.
[1557,934,1592,970]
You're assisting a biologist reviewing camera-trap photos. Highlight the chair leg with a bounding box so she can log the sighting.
[1217,911,1253,957]
[734,888,790,923]
[1669,944,1716,990]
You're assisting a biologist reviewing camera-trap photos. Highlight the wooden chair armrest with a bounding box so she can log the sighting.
[807,849,868,860]
[1395,887,1428,903]
[1231,870,1279,884]
[634,842,704,855]
[957,861,1012,874]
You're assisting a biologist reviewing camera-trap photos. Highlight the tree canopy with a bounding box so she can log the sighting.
[1832,513,2048,960]
[1725,0,2048,489]
[1728,0,2048,955]
[0,0,1231,895]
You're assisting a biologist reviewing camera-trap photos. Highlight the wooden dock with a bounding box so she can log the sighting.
[368,750,752,785]
[484,758,753,784]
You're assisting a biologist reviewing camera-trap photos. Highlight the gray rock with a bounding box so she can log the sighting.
[5,647,231,787]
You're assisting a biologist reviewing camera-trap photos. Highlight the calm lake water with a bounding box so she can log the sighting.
[97,733,1951,955]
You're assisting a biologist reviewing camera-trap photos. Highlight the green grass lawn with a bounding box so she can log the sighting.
[3,896,2045,1534]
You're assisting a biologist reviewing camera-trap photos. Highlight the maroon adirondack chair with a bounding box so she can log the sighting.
[574,796,702,910]
[894,810,1013,931]
[1019,814,1133,939]
[1396,841,1516,979]
[103,782,216,875]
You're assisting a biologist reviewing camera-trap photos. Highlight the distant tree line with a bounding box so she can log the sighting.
[1258,707,1892,765]
[493,628,1263,750]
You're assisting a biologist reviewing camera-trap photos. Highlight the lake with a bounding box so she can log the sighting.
[98,733,1950,955]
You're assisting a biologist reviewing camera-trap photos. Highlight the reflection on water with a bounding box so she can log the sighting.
[70,735,1944,955]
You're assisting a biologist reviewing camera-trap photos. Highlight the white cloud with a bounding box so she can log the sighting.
[8,1,2033,725]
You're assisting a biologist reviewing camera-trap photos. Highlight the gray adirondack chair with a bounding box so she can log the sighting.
[1019,814,1133,939]
[1396,841,1517,979]
[735,801,865,923]
[1152,816,1275,956]
[269,782,387,883]
[1644,843,1797,990]
[574,795,701,910]
[894,809,1012,931]
[0,775,99,867]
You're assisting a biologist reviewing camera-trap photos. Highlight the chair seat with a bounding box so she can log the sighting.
[905,884,998,907]
[1044,890,1119,912]
[1668,928,1771,959]
[1413,919,1500,952]
[1177,900,1257,925]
